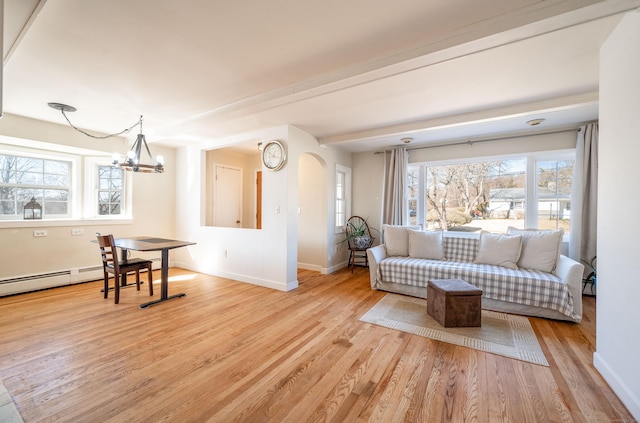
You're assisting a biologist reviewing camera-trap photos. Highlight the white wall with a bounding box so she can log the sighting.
[595,10,640,420]
[352,131,577,241]
[0,113,176,294]
[298,153,326,271]
[173,125,351,292]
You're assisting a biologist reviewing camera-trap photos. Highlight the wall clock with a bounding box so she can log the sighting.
[262,140,286,171]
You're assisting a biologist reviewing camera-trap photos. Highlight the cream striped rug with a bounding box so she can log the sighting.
[360,293,549,366]
[0,380,23,423]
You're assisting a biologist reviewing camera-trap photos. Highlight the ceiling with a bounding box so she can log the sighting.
[3,0,639,153]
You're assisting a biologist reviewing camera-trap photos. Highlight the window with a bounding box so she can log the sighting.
[85,157,131,219]
[536,159,574,231]
[97,166,124,216]
[407,167,419,226]
[0,144,132,222]
[0,153,71,219]
[409,152,574,234]
[335,164,352,232]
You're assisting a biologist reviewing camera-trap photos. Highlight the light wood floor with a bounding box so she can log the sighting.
[0,267,633,422]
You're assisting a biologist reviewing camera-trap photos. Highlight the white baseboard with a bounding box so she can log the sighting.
[0,260,161,297]
[323,261,349,274]
[593,352,640,421]
[296,261,351,274]
[298,262,322,272]
[187,267,297,292]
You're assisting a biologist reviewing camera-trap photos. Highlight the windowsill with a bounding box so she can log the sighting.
[0,218,134,229]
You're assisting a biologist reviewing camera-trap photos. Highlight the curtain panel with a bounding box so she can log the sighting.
[569,122,598,272]
[382,147,408,226]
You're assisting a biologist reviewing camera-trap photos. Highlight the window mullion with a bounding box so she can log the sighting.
[525,156,537,228]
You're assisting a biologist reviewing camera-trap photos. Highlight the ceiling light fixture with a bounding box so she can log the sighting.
[48,102,164,173]
[526,118,545,127]
[401,137,413,144]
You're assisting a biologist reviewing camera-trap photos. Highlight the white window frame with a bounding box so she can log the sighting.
[84,157,133,219]
[335,164,352,233]
[407,164,425,226]
[412,149,575,233]
[0,145,78,220]
[526,150,575,230]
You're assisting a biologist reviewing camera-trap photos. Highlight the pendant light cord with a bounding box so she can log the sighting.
[60,109,142,139]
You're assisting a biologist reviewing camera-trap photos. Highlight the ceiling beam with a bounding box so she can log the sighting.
[3,0,47,65]
[318,92,599,146]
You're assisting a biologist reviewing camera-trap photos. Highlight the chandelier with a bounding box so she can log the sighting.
[48,102,164,173]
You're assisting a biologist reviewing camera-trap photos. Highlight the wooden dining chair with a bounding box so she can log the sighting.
[96,233,154,304]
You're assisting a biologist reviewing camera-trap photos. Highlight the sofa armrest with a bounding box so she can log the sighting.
[366,244,387,289]
[554,255,585,321]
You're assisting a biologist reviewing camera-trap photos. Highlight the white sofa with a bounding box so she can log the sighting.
[366,226,584,322]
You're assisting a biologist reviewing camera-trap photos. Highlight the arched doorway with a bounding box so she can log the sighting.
[297,153,327,273]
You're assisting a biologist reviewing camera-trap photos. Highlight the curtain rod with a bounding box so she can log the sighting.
[373,127,580,155]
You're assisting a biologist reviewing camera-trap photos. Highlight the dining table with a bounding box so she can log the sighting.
[113,236,196,309]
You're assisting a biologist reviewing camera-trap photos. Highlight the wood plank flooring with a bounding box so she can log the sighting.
[0,268,633,422]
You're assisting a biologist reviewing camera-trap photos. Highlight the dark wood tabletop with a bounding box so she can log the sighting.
[113,237,196,252]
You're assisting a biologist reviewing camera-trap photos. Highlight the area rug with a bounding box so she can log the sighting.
[359,294,548,366]
[0,380,24,423]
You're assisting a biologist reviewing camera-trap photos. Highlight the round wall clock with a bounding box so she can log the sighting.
[262,140,286,171]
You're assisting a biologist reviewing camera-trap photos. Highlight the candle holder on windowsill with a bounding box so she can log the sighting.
[23,197,43,220]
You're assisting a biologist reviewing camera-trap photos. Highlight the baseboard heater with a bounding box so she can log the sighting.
[0,259,160,297]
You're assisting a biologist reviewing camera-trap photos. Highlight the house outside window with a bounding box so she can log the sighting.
[408,152,574,234]
[536,159,574,231]
[0,153,71,219]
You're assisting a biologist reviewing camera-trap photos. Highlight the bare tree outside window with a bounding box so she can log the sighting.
[98,166,123,215]
[536,160,573,232]
[426,160,525,229]
[410,156,573,233]
[0,154,70,218]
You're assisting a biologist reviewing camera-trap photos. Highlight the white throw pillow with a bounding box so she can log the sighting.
[473,231,522,269]
[408,230,445,260]
[507,227,564,272]
[382,225,413,256]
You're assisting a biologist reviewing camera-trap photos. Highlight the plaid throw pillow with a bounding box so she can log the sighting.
[443,237,478,262]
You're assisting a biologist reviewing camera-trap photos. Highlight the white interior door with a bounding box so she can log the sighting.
[214,165,242,227]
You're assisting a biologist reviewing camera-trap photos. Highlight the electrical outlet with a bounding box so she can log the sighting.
[71,228,84,236]
[33,230,47,237]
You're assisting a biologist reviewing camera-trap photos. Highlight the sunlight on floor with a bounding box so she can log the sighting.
[166,273,198,283]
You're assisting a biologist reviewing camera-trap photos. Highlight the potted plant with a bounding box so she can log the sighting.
[339,216,379,249]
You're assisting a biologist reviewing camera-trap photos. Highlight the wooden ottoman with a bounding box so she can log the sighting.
[427,279,483,327]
